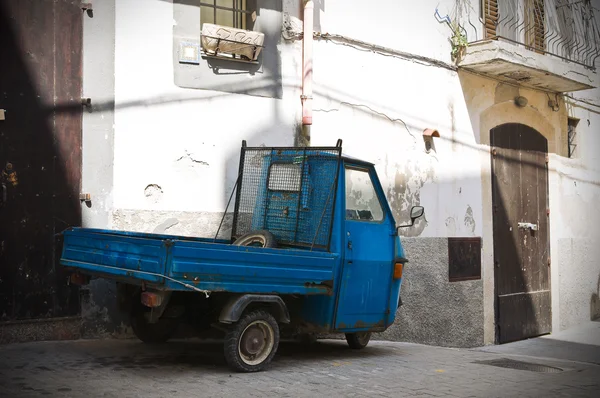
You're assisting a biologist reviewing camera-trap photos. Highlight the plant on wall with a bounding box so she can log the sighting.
[434,2,470,63]
[450,22,468,63]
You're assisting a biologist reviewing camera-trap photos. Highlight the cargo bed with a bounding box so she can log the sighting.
[61,228,337,295]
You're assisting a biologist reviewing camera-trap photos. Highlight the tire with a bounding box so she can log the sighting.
[130,304,179,344]
[233,230,277,248]
[345,332,371,349]
[224,309,280,372]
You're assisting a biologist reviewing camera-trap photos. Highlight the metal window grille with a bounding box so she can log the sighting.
[200,0,253,30]
[231,144,342,250]
[568,117,578,158]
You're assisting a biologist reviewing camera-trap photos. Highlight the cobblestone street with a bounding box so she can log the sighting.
[1,328,599,398]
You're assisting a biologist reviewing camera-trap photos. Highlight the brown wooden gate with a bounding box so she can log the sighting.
[0,0,83,321]
[491,123,551,344]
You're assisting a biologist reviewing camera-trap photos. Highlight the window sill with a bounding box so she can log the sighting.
[200,51,260,65]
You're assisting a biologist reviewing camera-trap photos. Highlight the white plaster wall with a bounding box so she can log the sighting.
[106,0,600,342]
[111,0,483,240]
[310,0,484,239]
[552,86,600,331]
[113,0,299,217]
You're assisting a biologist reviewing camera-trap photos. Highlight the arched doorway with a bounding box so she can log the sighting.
[491,123,551,344]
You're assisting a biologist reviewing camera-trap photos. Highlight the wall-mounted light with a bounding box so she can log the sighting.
[514,96,528,107]
[423,128,440,153]
[178,40,201,64]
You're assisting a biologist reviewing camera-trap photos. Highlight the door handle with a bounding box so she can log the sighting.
[518,222,538,231]
[1,183,6,204]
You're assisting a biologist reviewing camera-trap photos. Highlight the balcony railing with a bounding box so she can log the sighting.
[463,0,600,69]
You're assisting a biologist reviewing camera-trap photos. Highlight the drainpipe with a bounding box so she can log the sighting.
[301,0,313,144]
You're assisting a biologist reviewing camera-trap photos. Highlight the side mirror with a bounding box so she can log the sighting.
[397,205,425,231]
[410,206,424,221]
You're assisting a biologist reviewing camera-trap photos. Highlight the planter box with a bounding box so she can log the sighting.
[201,23,264,61]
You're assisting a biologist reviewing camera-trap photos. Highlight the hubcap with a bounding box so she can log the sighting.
[356,332,370,345]
[238,320,275,365]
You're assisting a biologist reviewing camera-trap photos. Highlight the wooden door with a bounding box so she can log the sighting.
[491,123,551,344]
[0,0,83,321]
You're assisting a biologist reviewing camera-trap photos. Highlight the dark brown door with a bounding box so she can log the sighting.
[491,123,551,344]
[0,0,82,321]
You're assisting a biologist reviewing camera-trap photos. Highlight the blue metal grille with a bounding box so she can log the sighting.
[232,144,342,250]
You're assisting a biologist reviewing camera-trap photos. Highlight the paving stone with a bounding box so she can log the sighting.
[0,338,598,397]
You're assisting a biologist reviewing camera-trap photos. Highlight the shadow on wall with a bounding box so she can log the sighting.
[592,274,600,321]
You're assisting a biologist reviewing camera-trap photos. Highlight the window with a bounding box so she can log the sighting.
[568,117,579,158]
[555,0,576,58]
[482,0,499,39]
[345,167,383,222]
[200,0,255,30]
[448,238,482,282]
[268,163,302,192]
[525,0,546,53]
[482,0,545,53]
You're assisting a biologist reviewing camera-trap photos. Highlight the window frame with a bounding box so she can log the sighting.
[567,117,579,158]
[344,165,385,223]
[200,0,253,30]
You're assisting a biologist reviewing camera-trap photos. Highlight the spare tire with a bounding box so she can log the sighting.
[233,230,277,248]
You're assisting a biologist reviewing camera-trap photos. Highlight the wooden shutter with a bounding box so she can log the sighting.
[483,0,499,39]
[526,0,546,53]
[533,0,546,52]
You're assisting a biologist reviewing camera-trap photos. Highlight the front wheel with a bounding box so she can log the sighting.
[224,309,280,372]
[345,332,371,349]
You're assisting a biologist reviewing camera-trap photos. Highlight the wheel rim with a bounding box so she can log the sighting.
[245,237,266,247]
[355,332,370,345]
[238,320,275,366]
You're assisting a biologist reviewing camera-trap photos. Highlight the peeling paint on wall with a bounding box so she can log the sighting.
[176,150,210,166]
[445,217,457,235]
[464,205,476,234]
[592,274,600,321]
[153,218,179,234]
[144,184,163,204]
[387,159,434,237]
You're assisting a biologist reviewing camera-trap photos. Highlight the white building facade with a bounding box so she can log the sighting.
[81,0,600,347]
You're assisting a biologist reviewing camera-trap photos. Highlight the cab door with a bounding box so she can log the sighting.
[334,164,394,331]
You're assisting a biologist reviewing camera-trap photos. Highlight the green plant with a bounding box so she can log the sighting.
[450,23,468,61]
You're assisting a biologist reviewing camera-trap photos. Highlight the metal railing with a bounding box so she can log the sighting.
[464,0,600,69]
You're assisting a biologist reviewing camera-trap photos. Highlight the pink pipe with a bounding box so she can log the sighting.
[302,0,313,125]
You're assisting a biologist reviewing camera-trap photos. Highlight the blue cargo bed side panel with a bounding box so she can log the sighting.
[169,240,337,294]
[60,229,168,284]
[60,228,338,295]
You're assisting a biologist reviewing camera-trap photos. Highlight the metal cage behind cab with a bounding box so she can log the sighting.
[231,141,342,251]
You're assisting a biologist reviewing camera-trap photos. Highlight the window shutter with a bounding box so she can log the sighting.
[483,0,499,39]
[533,0,546,52]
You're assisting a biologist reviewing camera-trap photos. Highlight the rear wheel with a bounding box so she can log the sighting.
[345,332,371,349]
[130,302,179,344]
[224,309,280,372]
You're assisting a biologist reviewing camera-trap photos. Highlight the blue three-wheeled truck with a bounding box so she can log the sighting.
[60,140,424,372]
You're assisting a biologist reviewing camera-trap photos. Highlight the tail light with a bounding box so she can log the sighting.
[141,291,163,308]
[70,273,89,286]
